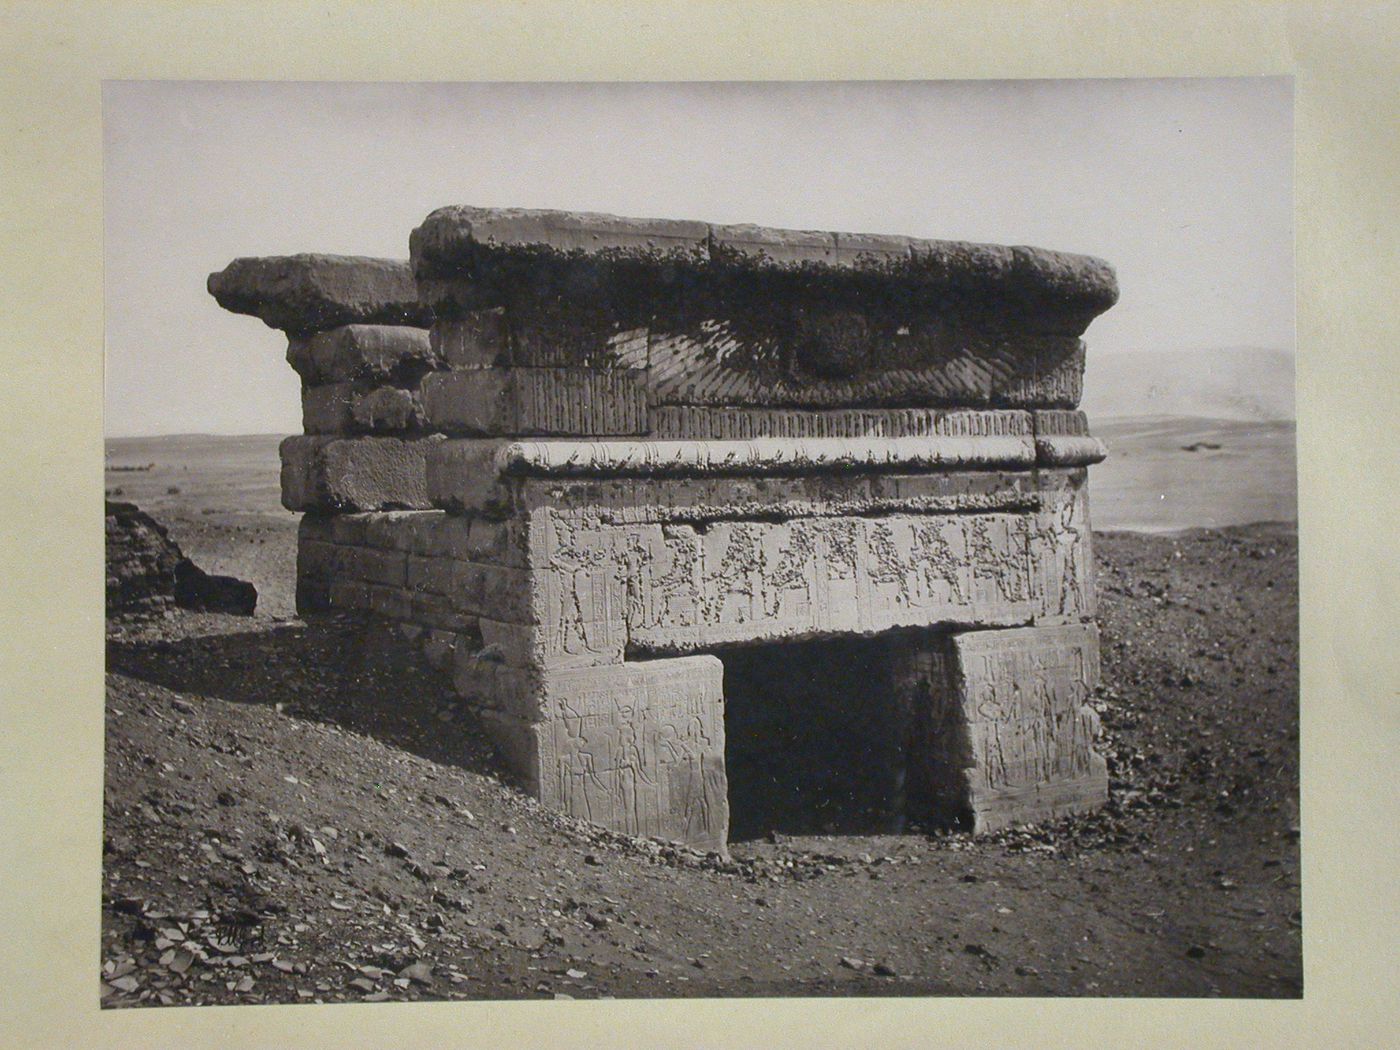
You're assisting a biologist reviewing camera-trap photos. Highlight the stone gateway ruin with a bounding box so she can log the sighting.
[209,207,1119,852]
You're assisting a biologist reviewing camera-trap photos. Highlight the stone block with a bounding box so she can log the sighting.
[330,544,406,588]
[352,385,423,432]
[287,324,436,383]
[294,531,335,614]
[301,382,357,434]
[361,510,442,553]
[280,434,445,512]
[404,593,479,636]
[1033,409,1090,436]
[327,575,371,612]
[611,512,1053,654]
[365,582,415,621]
[409,207,1118,389]
[1030,469,1097,624]
[406,553,453,597]
[444,562,533,622]
[419,369,649,436]
[424,440,516,516]
[892,624,1108,833]
[451,436,1036,482]
[430,309,509,369]
[504,319,649,371]
[830,231,915,267]
[709,222,838,266]
[411,206,710,278]
[460,515,530,567]
[208,255,432,333]
[645,332,1087,409]
[302,382,424,435]
[525,656,728,851]
[512,470,1040,526]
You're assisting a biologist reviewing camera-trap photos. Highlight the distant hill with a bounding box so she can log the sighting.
[1081,347,1295,421]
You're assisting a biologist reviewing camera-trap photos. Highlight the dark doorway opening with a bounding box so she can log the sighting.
[719,635,913,841]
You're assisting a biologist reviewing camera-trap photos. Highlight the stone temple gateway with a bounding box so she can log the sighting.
[209,206,1119,853]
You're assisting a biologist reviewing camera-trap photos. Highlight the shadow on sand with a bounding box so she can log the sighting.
[106,616,507,782]
[109,615,929,843]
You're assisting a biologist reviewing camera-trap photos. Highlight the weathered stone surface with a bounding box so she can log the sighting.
[1035,434,1109,467]
[300,378,423,438]
[428,436,1037,501]
[411,207,710,273]
[287,324,437,383]
[106,500,183,614]
[301,382,357,434]
[892,624,1109,833]
[529,657,729,851]
[1031,469,1097,623]
[1031,409,1108,466]
[208,255,432,333]
[411,206,1117,319]
[649,407,1031,441]
[217,207,1118,850]
[528,508,1090,659]
[429,309,510,369]
[419,369,649,436]
[444,469,1041,526]
[641,332,1086,409]
[285,462,1098,847]
[352,385,423,432]
[409,207,1116,409]
[280,434,445,512]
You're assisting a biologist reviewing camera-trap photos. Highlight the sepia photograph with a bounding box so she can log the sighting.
[100,78,1299,1006]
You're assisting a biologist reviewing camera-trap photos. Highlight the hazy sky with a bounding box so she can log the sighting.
[104,78,1292,436]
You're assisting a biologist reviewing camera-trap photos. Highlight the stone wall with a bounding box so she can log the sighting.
[209,206,1118,851]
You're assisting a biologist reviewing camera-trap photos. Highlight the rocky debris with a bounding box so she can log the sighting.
[107,501,256,617]
[102,524,1300,1004]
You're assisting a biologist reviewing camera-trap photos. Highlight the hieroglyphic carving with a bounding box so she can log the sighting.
[890,625,1108,832]
[533,657,727,851]
[217,208,1119,853]
[945,624,1109,831]
[522,509,1079,656]
[535,513,627,664]
[1031,469,1096,623]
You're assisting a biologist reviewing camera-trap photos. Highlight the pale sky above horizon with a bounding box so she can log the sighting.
[104,78,1292,437]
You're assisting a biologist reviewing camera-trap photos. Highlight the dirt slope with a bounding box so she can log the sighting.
[101,524,1301,1004]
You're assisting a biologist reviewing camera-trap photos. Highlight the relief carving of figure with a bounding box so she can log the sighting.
[547,517,620,656]
[910,520,969,606]
[612,707,657,836]
[558,701,607,823]
[707,525,766,625]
